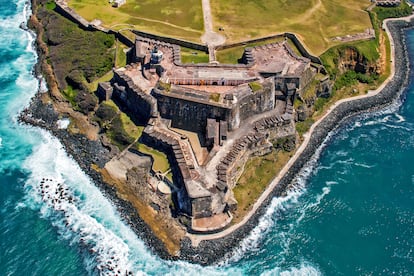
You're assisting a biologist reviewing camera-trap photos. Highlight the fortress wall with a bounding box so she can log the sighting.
[131,30,208,52]
[154,93,234,135]
[179,19,412,264]
[55,2,134,48]
[216,34,286,50]
[299,66,317,91]
[237,80,276,121]
[109,30,135,47]
[111,71,157,123]
[140,129,192,214]
[285,33,322,64]
[54,1,91,30]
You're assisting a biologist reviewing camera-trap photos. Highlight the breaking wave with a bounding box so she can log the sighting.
[22,130,137,275]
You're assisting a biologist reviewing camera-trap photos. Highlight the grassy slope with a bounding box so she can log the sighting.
[211,0,373,55]
[67,0,203,42]
[233,150,293,223]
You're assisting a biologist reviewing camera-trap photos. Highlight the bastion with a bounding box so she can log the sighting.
[98,36,323,232]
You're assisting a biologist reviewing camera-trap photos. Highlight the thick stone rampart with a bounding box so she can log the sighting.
[153,89,233,135]
[132,30,208,52]
[153,79,277,135]
[140,124,192,214]
[237,79,276,122]
[285,33,322,64]
[111,71,158,123]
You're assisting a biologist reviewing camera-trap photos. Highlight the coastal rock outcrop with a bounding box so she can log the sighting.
[338,47,381,75]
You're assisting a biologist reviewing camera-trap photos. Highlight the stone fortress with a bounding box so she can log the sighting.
[98,36,328,232]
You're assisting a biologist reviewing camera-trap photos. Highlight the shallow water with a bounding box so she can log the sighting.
[1,1,414,275]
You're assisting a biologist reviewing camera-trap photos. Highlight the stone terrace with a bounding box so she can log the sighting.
[132,37,310,94]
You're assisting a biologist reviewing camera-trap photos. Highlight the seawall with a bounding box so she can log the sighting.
[178,18,414,264]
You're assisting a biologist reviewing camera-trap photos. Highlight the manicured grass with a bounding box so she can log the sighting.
[210,0,373,55]
[136,143,170,174]
[180,47,209,64]
[216,46,244,64]
[67,0,203,42]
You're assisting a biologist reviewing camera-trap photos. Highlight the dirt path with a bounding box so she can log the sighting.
[200,0,226,61]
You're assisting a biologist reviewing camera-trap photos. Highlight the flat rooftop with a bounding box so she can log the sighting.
[251,43,310,75]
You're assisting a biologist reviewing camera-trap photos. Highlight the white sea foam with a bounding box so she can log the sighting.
[23,131,137,274]
[261,262,321,276]
[353,162,376,169]
[220,184,307,265]
[0,137,2,148]
[395,113,406,122]
[57,118,70,129]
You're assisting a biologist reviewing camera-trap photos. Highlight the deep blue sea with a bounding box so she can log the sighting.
[1,1,414,275]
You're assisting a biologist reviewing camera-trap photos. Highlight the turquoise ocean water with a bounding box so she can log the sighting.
[1,1,413,274]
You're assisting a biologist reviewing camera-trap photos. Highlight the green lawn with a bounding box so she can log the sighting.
[136,143,170,174]
[210,0,373,56]
[180,47,209,64]
[67,0,203,42]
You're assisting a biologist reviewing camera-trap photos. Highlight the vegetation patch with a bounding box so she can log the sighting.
[37,1,115,114]
[115,42,127,68]
[296,118,315,137]
[136,143,171,174]
[209,93,221,102]
[248,81,263,93]
[232,150,293,223]
[94,101,141,150]
[158,81,171,92]
[180,47,209,64]
[373,0,412,22]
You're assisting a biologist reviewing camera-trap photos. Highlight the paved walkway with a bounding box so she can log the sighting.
[187,14,414,246]
[200,0,225,62]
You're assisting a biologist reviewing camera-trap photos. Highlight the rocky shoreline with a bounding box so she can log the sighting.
[20,95,177,262]
[20,11,414,267]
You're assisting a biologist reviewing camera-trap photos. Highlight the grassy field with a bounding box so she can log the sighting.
[67,0,203,42]
[210,0,373,56]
